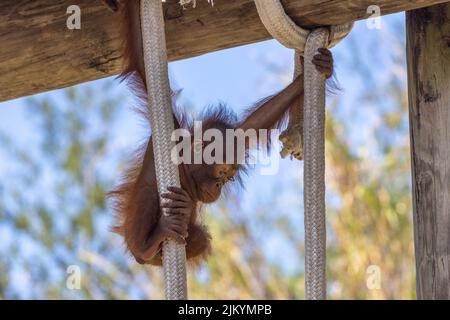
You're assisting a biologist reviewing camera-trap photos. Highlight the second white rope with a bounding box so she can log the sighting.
[303,28,329,300]
[253,0,352,300]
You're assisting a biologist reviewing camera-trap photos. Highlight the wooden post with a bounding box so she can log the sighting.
[406,3,450,299]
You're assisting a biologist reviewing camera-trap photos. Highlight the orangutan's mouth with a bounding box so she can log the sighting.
[200,184,220,204]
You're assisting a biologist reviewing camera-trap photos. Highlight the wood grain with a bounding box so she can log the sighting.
[407,3,450,299]
[1,0,449,101]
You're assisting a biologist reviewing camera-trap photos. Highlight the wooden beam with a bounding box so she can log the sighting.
[0,0,449,102]
[406,3,450,299]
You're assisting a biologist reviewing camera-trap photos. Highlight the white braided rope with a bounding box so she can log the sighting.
[254,0,353,55]
[254,0,309,50]
[140,0,187,300]
[303,28,328,300]
[254,0,352,300]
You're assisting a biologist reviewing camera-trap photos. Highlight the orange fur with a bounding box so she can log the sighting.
[105,0,298,265]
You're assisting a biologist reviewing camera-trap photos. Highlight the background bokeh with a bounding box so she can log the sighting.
[0,13,415,299]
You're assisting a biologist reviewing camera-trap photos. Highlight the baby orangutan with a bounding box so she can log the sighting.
[103,0,334,265]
